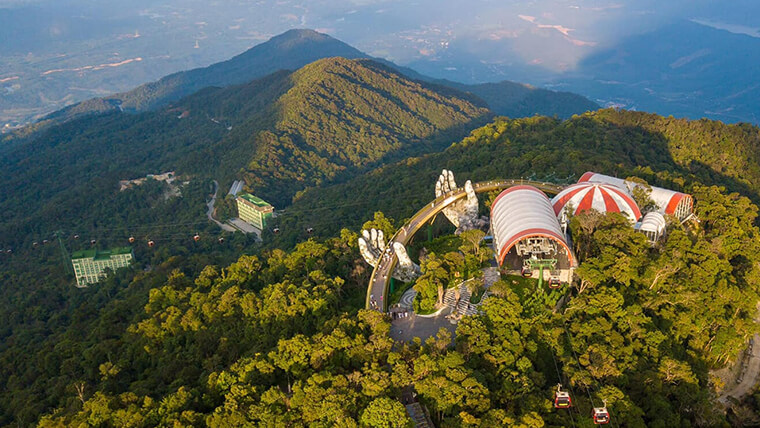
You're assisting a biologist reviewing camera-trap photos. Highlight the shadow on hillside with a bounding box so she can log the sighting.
[271,113,760,247]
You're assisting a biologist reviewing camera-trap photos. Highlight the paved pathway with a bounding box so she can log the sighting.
[483,267,500,287]
[719,335,760,405]
[390,307,456,343]
[391,272,499,343]
[717,303,760,406]
[405,403,434,428]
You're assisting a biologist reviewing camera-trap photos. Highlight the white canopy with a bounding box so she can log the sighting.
[491,185,575,267]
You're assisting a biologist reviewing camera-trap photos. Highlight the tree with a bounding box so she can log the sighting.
[626,176,658,214]
[362,212,396,240]
[459,229,486,262]
[360,397,413,428]
[414,253,451,311]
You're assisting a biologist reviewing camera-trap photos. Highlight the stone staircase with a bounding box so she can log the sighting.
[442,285,461,307]
[455,288,473,315]
[441,280,492,318]
[437,276,500,318]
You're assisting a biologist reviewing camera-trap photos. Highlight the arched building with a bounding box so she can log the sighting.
[491,185,576,282]
[578,172,694,220]
[638,212,667,244]
[551,182,642,223]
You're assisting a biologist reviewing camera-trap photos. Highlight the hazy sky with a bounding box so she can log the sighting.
[3,0,759,125]
[3,0,758,72]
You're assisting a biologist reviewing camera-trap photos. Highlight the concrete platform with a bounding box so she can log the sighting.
[227,218,262,239]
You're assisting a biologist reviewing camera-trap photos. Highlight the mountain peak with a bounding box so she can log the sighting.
[236,28,363,60]
[271,28,334,44]
[47,29,366,118]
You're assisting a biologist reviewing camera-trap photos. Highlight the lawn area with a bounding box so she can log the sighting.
[410,234,463,260]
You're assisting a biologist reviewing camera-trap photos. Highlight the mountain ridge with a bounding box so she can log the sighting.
[35,29,597,129]
[0,57,491,247]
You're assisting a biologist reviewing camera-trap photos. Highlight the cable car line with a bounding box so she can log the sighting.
[549,346,578,428]
[562,323,615,426]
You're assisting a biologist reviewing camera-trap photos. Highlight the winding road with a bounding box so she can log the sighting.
[207,180,236,232]
[366,179,564,311]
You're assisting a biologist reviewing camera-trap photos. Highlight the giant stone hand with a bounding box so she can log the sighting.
[358,228,421,282]
[435,169,484,234]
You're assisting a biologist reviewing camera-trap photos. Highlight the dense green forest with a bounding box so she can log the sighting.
[4,182,759,427]
[0,58,488,426]
[438,80,599,121]
[3,95,760,425]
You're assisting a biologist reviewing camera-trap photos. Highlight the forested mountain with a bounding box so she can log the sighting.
[0,57,490,251]
[276,108,760,244]
[35,29,597,127]
[2,111,760,426]
[42,29,366,121]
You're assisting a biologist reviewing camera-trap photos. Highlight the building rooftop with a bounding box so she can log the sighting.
[71,247,133,260]
[238,193,273,208]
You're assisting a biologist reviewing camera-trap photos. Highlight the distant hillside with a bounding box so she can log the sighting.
[442,79,599,118]
[557,20,760,124]
[275,108,760,243]
[0,57,490,247]
[38,29,597,127]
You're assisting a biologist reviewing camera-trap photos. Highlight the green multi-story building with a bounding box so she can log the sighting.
[236,193,274,230]
[71,247,134,287]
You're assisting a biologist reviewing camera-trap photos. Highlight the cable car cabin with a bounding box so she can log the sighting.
[73,234,80,240]
[218,237,225,244]
[273,227,280,234]
[128,236,135,244]
[90,239,97,246]
[592,407,610,425]
[306,227,314,234]
[521,266,532,277]
[147,240,155,248]
[554,390,572,409]
[193,234,201,242]
[549,276,561,289]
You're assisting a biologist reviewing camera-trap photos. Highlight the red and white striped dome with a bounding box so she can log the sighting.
[551,182,642,222]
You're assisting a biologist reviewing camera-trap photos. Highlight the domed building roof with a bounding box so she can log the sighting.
[578,172,694,220]
[551,182,642,222]
[491,185,576,267]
